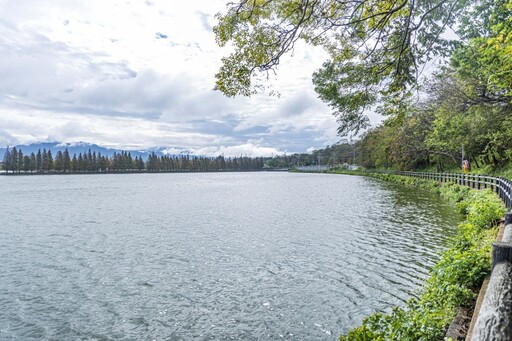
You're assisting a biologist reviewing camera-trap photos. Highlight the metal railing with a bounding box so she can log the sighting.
[367,170,512,340]
[370,170,512,210]
[299,167,512,209]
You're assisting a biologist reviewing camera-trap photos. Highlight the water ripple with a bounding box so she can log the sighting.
[0,172,459,340]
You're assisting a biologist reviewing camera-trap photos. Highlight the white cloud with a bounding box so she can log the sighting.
[0,0,350,154]
[192,143,283,158]
[0,130,18,147]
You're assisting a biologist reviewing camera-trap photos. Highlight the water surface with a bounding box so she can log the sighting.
[0,172,459,340]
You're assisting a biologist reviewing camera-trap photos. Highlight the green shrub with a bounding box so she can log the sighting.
[465,190,504,229]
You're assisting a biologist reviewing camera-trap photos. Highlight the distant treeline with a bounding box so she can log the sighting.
[1,143,359,174]
[1,147,267,173]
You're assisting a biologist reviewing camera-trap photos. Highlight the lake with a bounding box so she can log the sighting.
[0,172,459,340]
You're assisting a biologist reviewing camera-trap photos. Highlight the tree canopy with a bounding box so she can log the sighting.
[214,0,512,173]
[214,0,479,135]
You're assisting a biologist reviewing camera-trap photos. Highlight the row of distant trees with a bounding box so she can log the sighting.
[1,147,267,173]
[265,143,357,168]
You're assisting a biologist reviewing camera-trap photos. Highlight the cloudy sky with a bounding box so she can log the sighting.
[0,0,375,156]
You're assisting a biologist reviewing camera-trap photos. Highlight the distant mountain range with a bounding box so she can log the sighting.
[0,142,168,159]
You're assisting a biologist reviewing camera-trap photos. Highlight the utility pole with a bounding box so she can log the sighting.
[461,144,465,185]
[462,144,465,171]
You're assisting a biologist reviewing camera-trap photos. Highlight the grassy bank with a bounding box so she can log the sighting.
[328,170,506,340]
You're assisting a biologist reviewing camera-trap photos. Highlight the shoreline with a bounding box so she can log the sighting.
[319,169,506,340]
